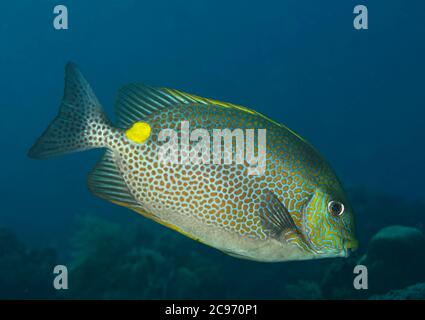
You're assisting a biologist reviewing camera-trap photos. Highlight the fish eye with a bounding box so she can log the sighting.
[328,200,344,216]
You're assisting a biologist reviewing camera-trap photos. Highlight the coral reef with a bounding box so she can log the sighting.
[0,227,58,299]
[67,215,225,299]
[285,280,323,299]
[1,188,424,299]
[281,188,425,300]
[284,225,425,299]
[370,282,425,300]
[319,255,365,299]
[358,225,425,295]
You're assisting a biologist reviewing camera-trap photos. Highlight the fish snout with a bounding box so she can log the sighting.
[343,239,359,257]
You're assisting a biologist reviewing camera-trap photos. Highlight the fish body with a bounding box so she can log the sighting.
[29,63,358,262]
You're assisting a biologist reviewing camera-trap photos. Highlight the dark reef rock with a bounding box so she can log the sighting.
[0,228,58,299]
[319,255,367,299]
[358,225,425,295]
[284,225,425,300]
[1,188,424,299]
[285,280,323,299]
[67,215,225,299]
[370,282,425,300]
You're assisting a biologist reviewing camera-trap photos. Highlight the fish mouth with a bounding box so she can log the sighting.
[345,239,359,251]
[342,239,359,257]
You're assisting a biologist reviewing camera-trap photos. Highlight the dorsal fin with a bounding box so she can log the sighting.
[87,150,142,210]
[115,84,204,128]
[114,84,285,129]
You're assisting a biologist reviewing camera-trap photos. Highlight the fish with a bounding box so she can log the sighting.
[28,63,358,262]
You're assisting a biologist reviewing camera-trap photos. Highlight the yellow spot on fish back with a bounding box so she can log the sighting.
[125,121,151,144]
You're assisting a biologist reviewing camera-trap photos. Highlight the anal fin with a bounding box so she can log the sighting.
[88,150,143,211]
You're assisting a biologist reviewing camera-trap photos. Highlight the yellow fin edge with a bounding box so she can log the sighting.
[164,88,309,144]
[109,199,204,244]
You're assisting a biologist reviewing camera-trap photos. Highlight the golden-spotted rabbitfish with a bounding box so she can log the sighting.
[28,63,358,262]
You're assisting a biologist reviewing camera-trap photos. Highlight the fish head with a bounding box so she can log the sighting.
[302,187,358,258]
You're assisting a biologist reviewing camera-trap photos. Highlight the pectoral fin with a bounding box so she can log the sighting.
[259,190,313,252]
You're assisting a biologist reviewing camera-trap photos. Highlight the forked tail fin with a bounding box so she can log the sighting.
[28,63,111,159]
